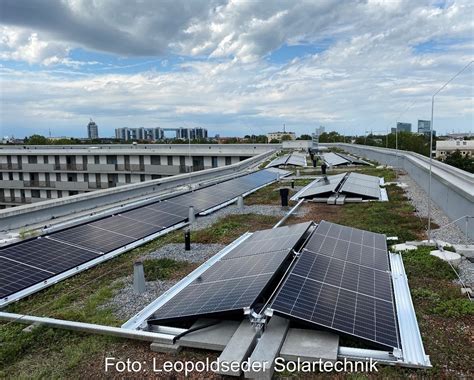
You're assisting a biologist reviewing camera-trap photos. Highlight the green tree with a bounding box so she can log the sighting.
[25,135,48,145]
[298,134,312,140]
[281,134,293,141]
[442,150,474,173]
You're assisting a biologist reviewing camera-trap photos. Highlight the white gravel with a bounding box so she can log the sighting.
[397,171,474,287]
[397,172,472,245]
[142,243,225,263]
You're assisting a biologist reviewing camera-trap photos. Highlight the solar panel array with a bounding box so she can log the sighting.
[293,173,347,199]
[286,153,307,167]
[0,169,285,300]
[266,154,291,168]
[340,172,381,200]
[271,221,399,348]
[147,222,311,323]
[322,152,350,166]
[336,153,371,166]
[266,152,307,168]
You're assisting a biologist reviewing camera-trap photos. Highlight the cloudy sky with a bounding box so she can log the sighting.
[0,0,473,138]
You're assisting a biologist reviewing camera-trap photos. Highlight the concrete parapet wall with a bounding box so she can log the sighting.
[324,143,474,239]
[0,150,276,231]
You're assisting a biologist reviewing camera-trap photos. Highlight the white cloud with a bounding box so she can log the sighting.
[0,0,473,136]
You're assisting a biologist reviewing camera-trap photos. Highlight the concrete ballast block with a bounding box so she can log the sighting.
[245,316,290,380]
[150,342,182,354]
[215,320,259,376]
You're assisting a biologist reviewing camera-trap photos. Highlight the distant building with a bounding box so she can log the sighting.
[436,139,474,159]
[115,127,207,142]
[395,122,412,133]
[267,131,296,141]
[446,132,473,139]
[417,120,436,136]
[115,127,164,141]
[87,119,99,139]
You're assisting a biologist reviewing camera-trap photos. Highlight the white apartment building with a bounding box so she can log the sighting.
[267,131,297,141]
[0,144,274,208]
[436,139,474,159]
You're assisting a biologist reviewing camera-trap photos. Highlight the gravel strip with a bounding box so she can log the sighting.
[397,172,472,245]
[142,243,225,263]
[397,171,474,288]
[104,276,177,321]
[190,204,307,231]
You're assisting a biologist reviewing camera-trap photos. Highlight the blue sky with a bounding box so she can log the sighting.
[0,0,473,138]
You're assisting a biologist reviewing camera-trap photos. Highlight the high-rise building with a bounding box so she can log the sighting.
[417,120,435,136]
[395,122,412,133]
[87,119,99,139]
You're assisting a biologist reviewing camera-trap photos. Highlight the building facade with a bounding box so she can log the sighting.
[436,139,474,159]
[115,127,208,141]
[87,120,99,139]
[395,122,412,133]
[267,131,297,141]
[0,144,274,208]
[115,127,165,141]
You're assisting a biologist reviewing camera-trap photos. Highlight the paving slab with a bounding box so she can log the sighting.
[150,342,182,354]
[454,244,474,259]
[280,329,339,362]
[178,319,240,351]
[245,316,290,380]
[430,249,462,267]
[215,320,259,376]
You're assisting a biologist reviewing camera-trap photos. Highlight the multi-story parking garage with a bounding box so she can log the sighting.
[0,144,275,208]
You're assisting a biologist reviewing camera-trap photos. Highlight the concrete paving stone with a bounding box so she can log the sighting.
[280,329,339,362]
[178,319,240,351]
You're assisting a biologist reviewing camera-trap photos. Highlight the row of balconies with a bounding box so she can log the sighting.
[0,180,111,191]
[0,196,43,204]
[0,162,184,173]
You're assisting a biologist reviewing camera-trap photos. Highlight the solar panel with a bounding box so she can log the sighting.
[266,154,291,168]
[294,173,346,199]
[223,222,312,260]
[122,207,184,227]
[336,153,371,166]
[90,215,164,239]
[340,172,381,200]
[147,222,310,323]
[145,200,190,218]
[0,238,99,298]
[286,153,307,167]
[271,221,399,349]
[52,224,136,253]
[322,152,350,166]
